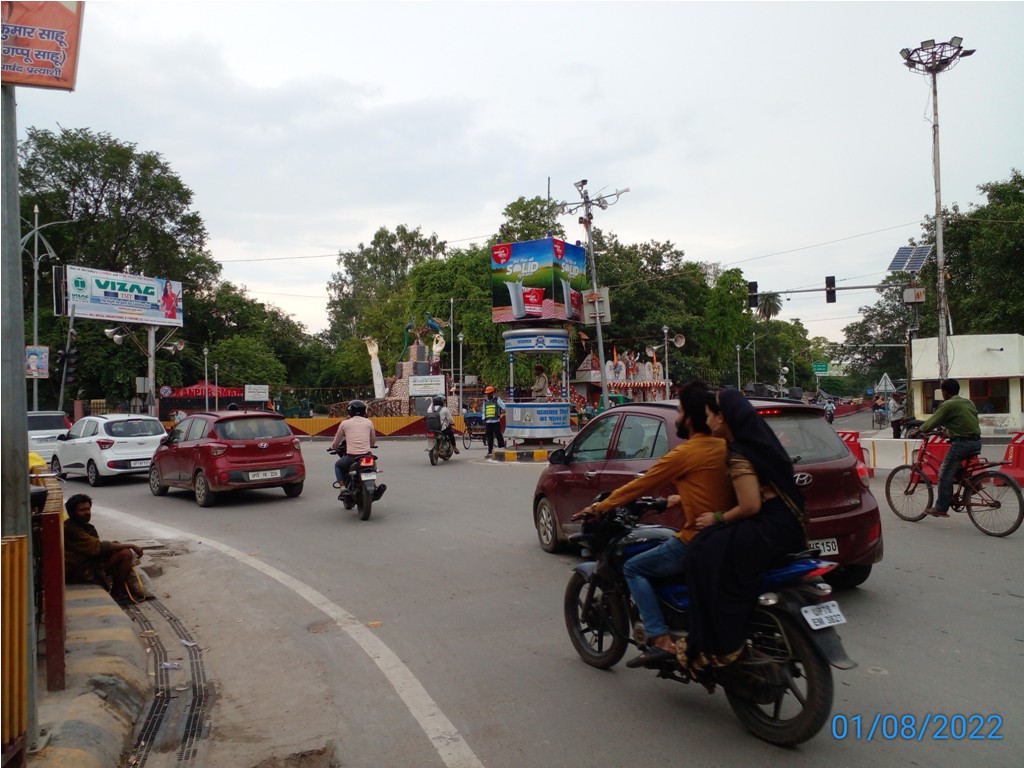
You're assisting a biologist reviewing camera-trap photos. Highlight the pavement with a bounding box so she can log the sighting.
[29,586,149,768]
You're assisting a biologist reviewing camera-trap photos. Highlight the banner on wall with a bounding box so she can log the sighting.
[491,238,587,324]
[63,265,184,327]
[1,1,86,91]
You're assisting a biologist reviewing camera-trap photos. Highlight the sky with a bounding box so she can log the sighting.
[11,1,1024,343]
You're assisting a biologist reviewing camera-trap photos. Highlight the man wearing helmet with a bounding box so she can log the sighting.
[331,400,379,498]
[427,395,460,454]
[482,386,506,458]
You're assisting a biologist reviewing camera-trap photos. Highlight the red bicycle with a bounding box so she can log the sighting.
[885,432,1023,537]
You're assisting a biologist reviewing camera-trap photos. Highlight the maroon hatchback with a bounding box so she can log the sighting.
[532,398,883,588]
[149,411,305,507]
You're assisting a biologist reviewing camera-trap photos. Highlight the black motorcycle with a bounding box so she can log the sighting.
[425,411,454,466]
[566,496,855,746]
[328,446,384,521]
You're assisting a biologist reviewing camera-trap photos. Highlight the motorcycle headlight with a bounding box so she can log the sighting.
[757,592,780,606]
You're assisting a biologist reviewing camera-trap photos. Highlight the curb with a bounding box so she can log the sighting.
[31,586,149,768]
[491,448,552,463]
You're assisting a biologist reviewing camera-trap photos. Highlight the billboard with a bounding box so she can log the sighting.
[1,1,86,91]
[491,238,587,324]
[65,266,184,327]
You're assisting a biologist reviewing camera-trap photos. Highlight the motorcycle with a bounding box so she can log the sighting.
[425,412,454,466]
[825,407,835,425]
[566,496,855,747]
[327,445,384,521]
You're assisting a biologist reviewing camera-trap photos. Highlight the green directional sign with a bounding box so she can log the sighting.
[812,362,829,374]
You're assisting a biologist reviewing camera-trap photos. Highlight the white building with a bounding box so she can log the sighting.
[910,333,1024,435]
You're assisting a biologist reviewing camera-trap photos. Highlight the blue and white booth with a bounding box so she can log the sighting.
[501,327,574,441]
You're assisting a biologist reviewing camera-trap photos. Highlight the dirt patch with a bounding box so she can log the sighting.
[250,743,338,768]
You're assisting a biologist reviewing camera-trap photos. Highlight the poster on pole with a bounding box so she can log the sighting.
[25,345,49,379]
[1,1,86,91]
[64,265,184,327]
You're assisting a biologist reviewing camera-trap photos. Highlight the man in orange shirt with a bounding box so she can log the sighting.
[574,381,734,668]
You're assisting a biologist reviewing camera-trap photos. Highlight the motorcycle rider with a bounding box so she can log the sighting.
[330,400,385,500]
[824,399,836,424]
[427,395,460,454]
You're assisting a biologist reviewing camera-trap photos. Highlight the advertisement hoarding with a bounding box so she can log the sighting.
[491,238,587,324]
[1,1,86,91]
[64,266,184,327]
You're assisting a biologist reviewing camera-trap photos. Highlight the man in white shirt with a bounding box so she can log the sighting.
[331,400,378,497]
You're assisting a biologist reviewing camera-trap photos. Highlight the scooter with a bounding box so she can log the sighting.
[566,495,854,746]
[328,445,385,521]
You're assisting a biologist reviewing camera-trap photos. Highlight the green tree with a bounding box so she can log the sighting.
[837,273,911,387]
[210,336,288,389]
[756,291,783,322]
[496,196,565,243]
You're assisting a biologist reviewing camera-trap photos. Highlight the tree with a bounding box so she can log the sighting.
[210,337,288,389]
[756,291,783,322]
[496,196,565,243]
[837,273,911,386]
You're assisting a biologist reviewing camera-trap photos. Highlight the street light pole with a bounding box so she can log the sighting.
[214,363,219,409]
[662,326,670,399]
[457,332,464,413]
[203,347,209,410]
[736,344,741,389]
[900,36,974,379]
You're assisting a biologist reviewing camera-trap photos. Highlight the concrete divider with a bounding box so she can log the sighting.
[858,437,918,473]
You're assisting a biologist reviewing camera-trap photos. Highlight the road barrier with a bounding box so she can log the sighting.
[2,536,29,765]
[836,431,871,476]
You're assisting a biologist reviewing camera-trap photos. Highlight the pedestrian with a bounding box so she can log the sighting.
[63,494,144,602]
[482,386,506,457]
[911,379,981,518]
[888,392,907,439]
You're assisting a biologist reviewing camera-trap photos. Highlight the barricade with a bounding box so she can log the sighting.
[1001,433,1024,486]
[2,536,29,766]
[836,431,871,476]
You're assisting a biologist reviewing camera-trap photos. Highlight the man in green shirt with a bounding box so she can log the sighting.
[914,379,981,518]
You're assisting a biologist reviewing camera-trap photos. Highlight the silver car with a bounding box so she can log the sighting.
[51,414,167,486]
[27,411,72,462]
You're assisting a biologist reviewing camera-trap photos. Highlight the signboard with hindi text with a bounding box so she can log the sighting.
[1,1,86,91]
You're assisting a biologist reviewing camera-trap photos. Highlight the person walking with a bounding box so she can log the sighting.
[482,386,506,458]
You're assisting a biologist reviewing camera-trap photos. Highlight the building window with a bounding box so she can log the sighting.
[968,378,1009,414]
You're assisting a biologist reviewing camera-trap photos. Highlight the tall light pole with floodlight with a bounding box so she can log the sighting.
[203,347,209,410]
[662,326,670,399]
[457,332,464,413]
[899,36,974,379]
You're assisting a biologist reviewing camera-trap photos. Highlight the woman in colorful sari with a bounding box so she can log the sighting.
[679,388,808,674]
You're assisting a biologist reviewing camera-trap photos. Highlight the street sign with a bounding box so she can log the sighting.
[812,362,829,374]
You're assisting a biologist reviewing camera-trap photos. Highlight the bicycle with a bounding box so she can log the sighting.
[884,432,1023,537]
[872,409,889,430]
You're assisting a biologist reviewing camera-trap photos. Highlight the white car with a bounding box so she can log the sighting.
[27,411,72,462]
[51,414,167,486]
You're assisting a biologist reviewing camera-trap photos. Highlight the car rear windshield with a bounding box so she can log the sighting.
[104,419,166,438]
[214,417,292,441]
[27,414,68,430]
[762,412,850,465]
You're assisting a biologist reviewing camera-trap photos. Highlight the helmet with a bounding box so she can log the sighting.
[484,386,495,394]
[347,399,367,417]
[432,395,446,407]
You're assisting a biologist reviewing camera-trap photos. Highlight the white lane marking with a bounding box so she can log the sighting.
[98,507,485,768]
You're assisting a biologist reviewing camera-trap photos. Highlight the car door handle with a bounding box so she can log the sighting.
[584,471,599,479]
[633,472,646,478]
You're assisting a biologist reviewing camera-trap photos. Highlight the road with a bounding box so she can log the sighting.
[78,436,1021,768]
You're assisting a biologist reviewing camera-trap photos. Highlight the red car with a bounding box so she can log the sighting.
[532,398,882,588]
[149,410,305,507]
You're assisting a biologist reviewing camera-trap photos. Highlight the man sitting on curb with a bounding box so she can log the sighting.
[64,493,143,601]
[910,379,981,518]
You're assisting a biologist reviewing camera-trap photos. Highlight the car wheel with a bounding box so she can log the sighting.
[149,464,168,496]
[194,471,218,508]
[283,483,303,498]
[824,564,872,590]
[86,461,103,487]
[50,456,65,479]
[535,497,564,553]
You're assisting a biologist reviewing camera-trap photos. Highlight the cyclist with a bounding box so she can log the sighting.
[910,379,981,518]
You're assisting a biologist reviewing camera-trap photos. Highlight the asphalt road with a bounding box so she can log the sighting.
[80,435,1022,768]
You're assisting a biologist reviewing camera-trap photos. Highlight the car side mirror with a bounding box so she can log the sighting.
[548,448,568,465]
[57,433,68,441]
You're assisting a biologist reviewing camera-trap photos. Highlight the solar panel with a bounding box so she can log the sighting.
[888,244,933,272]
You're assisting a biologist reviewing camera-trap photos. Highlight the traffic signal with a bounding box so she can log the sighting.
[64,346,79,386]
[748,281,758,309]
[825,275,836,303]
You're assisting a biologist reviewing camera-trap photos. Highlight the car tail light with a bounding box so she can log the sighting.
[757,408,783,416]
[292,438,301,450]
[855,459,871,489]
[209,442,228,457]
[96,439,114,450]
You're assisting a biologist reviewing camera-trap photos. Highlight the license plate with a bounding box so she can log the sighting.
[809,537,839,556]
[801,600,846,630]
[130,460,151,469]
[249,469,282,481]
[360,472,377,481]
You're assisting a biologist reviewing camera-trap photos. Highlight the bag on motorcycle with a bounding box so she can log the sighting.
[425,412,443,432]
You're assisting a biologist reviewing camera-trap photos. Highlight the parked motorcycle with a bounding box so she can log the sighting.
[425,411,454,466]
[566,496,855,746]
[328,446,384,521]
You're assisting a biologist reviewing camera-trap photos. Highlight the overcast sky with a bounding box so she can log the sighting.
[13,1,1024,342]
